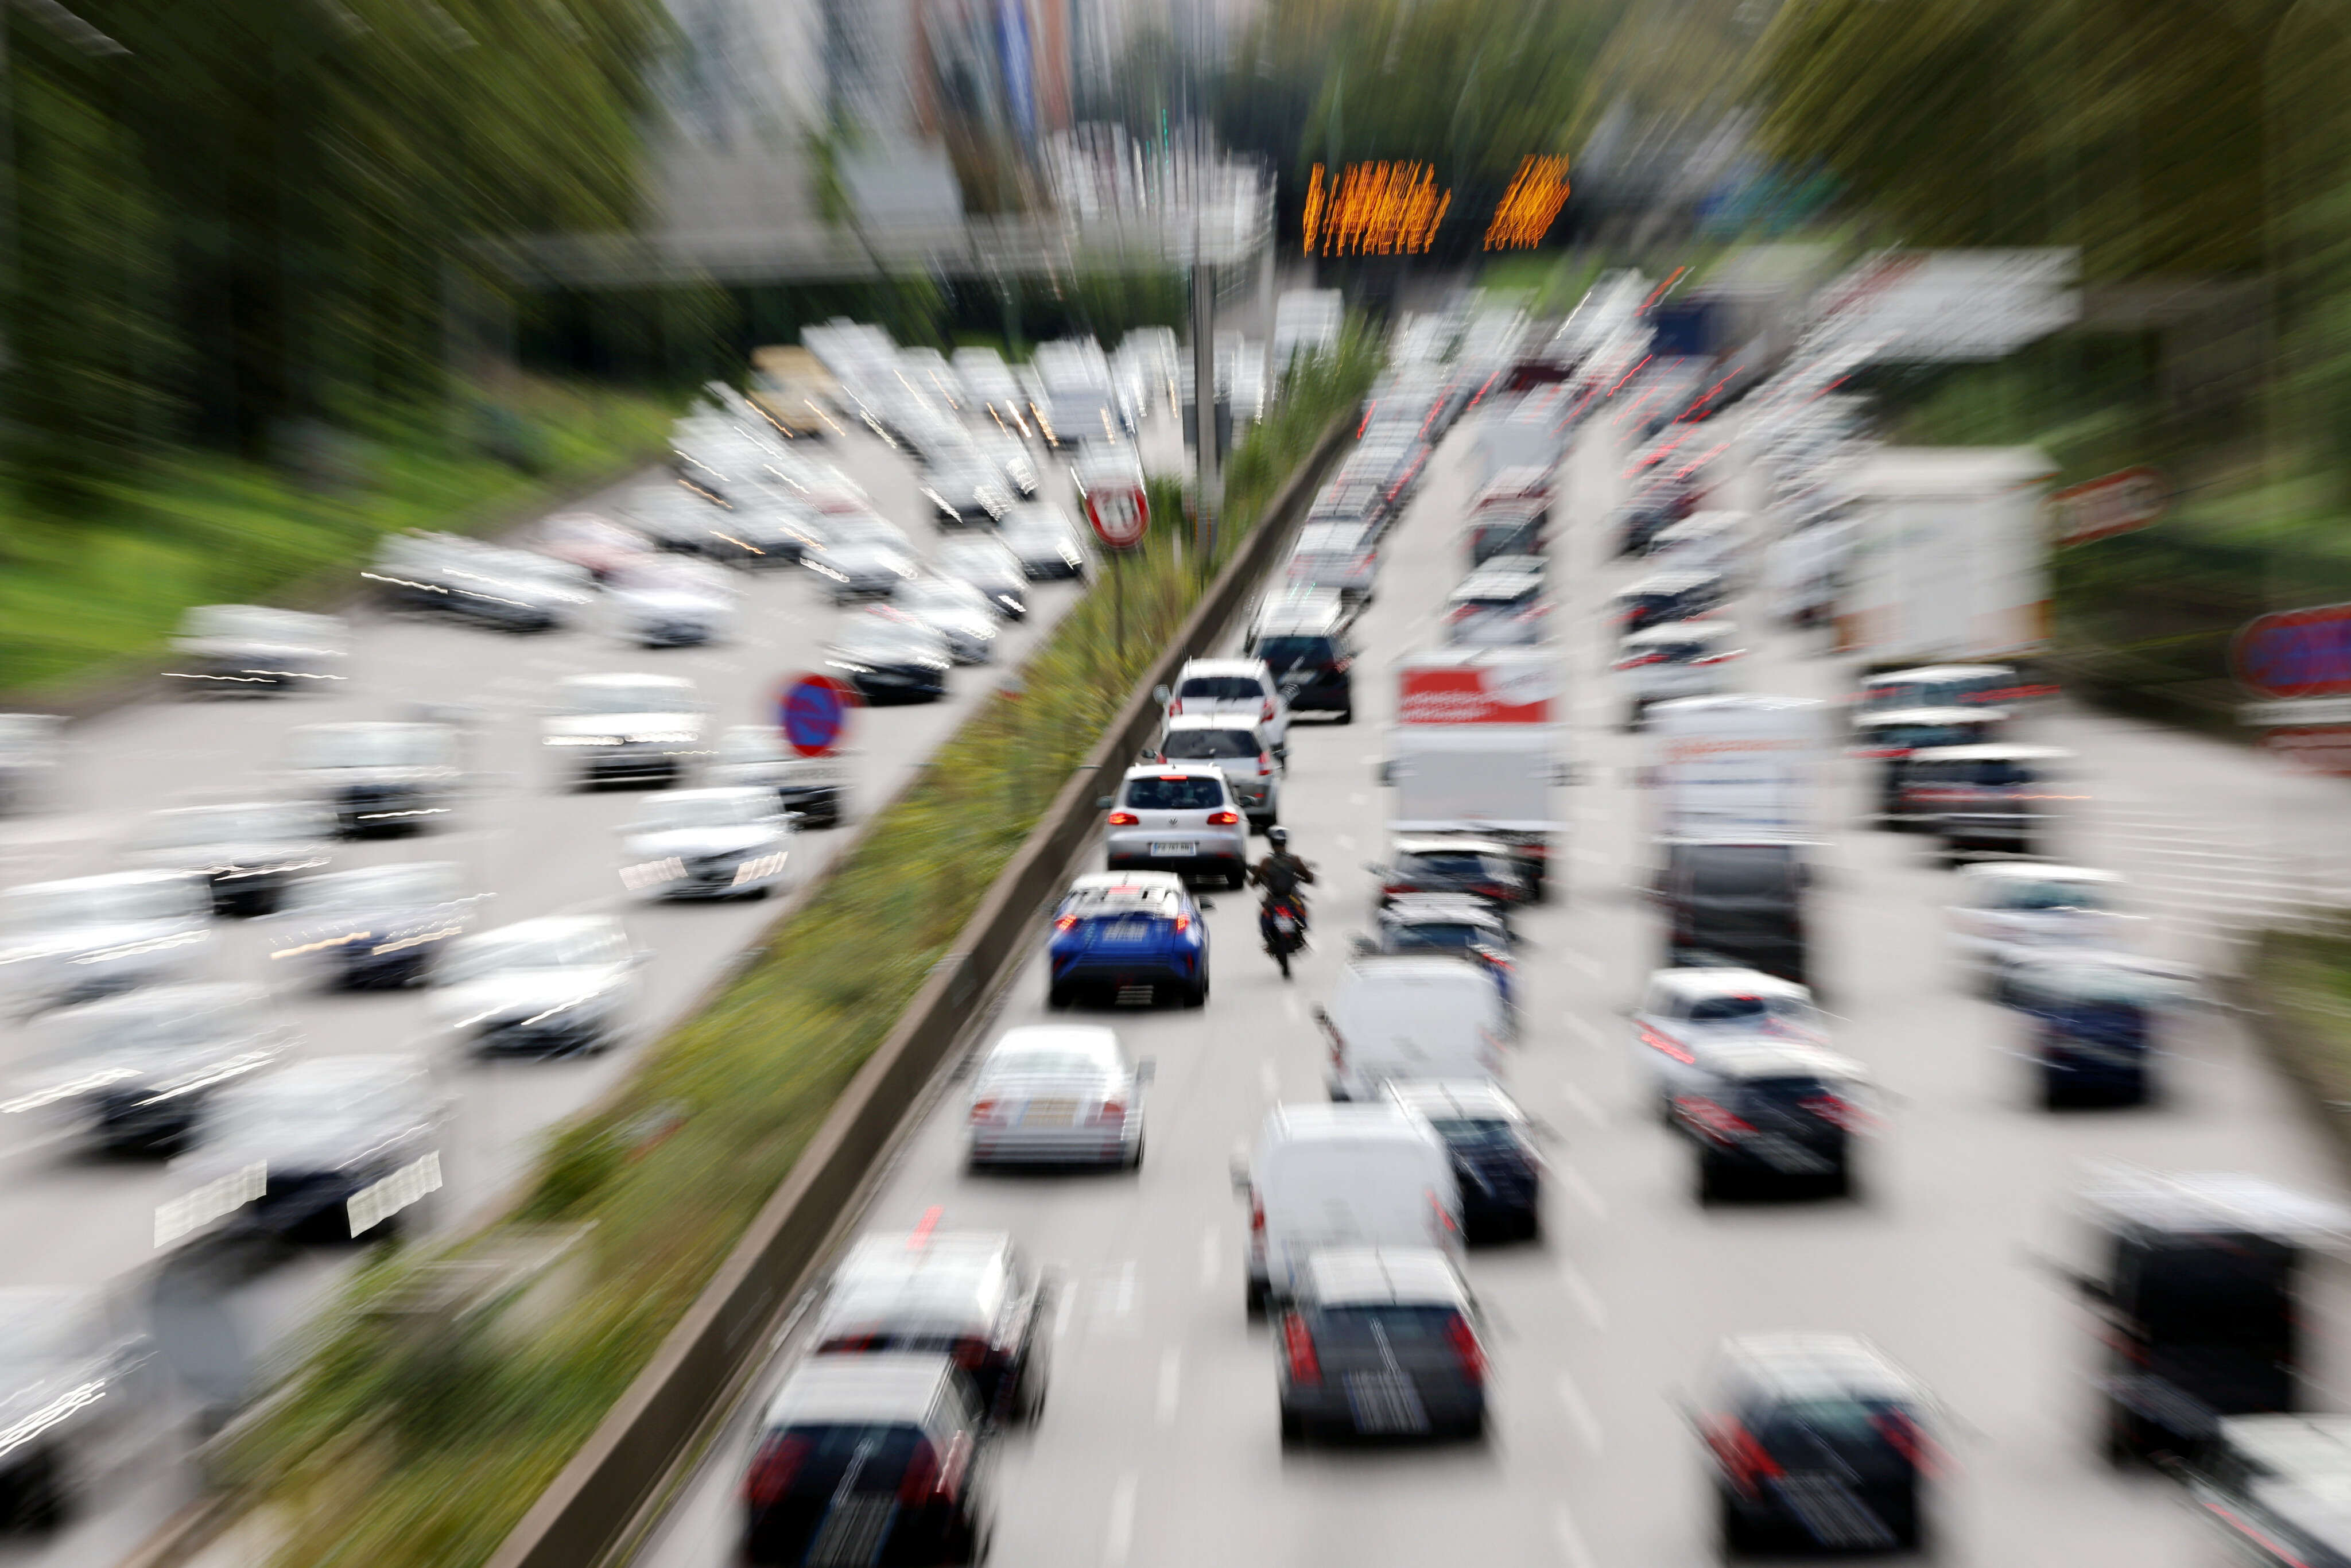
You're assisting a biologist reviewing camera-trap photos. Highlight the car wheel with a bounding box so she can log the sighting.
[1244,1274,1267,1317]
[1696,1154,1732,1204]
[1127,1136,1145,1170]
[1279,1406,1303,1445]
[1333,705,1353,725]
[1454,1407,1487,1442]
[1718,1489,1765,1557]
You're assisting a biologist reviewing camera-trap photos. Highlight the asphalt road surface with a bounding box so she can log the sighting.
[634,393,2351,1568]
[0,395,1189,1568]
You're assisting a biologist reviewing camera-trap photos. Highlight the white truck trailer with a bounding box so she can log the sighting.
[1647,694,1829,841]
[1834,447,2055,667]
[1380,649,1569,901]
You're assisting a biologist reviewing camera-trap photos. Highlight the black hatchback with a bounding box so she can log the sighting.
[742,1354,991,1567]
[1674,1042,1869,1201]
[1385,1080,1543,1241]
[1253,615,1357,723]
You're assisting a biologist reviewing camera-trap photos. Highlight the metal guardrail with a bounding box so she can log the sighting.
[474,413,1357,1568]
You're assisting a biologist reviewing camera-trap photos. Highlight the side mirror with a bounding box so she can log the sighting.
[1140,750,1162,764]
[1228,1152,1251,1193]
[1153,684,1172,705]
[1135,1058,1157,1084]
[1095,794,1115,809]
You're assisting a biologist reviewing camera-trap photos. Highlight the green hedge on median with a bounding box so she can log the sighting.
[225,327,1382,1568]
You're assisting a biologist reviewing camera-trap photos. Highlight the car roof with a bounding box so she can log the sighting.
[1962,861,2117,884]
[2081,1169,2351,1241]
[1875,663,2015,681]
[1342,953,1494,986]
[6,868,201,897]
[468,912,623,944]
[1392,835,1514,855]
[1178,658,1271,678]
[1620,569,1718,592]
[1382,895,1506,924]
[1161,713,1261,733]
[1120,762,1225,781]
[1621,620,1736,646]
[1254,607,1346,635]
[1907,743,2071,762]
[987,1024,1122,1062]
[1855,706,2004,725]
[632,786,772,809]
[1303,1247,1468,1308]
[1383,1079,1522,1121]
[1708,1042,1867,1081]
[1067,871,1188,895]
[1264,1101,1434,1144]
[1717,1333,1917,1404]
[763,1352,961,1429]
[1647,967,1811,1001]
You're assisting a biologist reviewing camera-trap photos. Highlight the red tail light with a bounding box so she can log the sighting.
[743,1434,808,1508]
[1170,915,1191,933]
[1107,811,1139,826]
[897,1439,940,1504]
[1093,1099,1127,1122]
[1257,753,1272,777]
[1207,810,1240,825]
[1250,1194,1264,1232]
[1704,1416,1784,1499]
[1332,657,1352,674]
[1282,1313,1321,1384]
[968,1099,999,1123]
[1639,1026,1695,1065]
[1054,915,1078,931]
[1167,697,1182,715]
[1872,1409,1935,1476]
[1444,1313,1487,1384]
[1677,1097,1753,1145]
[1799,1093,1868,1132]
[1260,698,1275,720]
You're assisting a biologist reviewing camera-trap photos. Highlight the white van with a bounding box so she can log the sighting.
[1236,1103,1461,1311]
[1314,956,1508,1101]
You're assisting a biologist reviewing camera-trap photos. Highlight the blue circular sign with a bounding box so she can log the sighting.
[780,674,852,757]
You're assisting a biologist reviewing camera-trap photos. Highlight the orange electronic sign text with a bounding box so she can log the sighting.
[1484,156,1572,250]
[1302,162,1450,257]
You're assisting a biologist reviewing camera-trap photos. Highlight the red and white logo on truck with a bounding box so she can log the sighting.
[1396,650,1556,725]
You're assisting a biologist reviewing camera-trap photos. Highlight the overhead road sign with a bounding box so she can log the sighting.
[2234,602,2351,701]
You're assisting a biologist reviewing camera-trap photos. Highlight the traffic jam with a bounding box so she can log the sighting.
[616,281,2351,1568]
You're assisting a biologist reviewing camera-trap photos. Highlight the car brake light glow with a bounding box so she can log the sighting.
[1799,1092,1871,1132]
[1107,811,1139,825]
[1054,915,1078,931]
[1170,915,1191,933]
[1261,698,1275,720]
[969,1099,999,1122]
[1445,1313,1486,1384]
[1250,1194,1264,1232]
[1282,1313,1321,1384]
[1207,810,1240,825]
[1167,697,1182,715]
[1639,1026,1695,1065]
[1704,1416,1784,1499]
[1677,1096,1753,1145]
[744,1433,810,1507]
[1258,753,1272,777]
[1093,1099,1127,1122]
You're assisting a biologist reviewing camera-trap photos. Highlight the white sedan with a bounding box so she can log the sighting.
[1946,863,2133,993]
[616,787,793,901]
[1629,967,1828,1120]
[965,1025,1150,1170]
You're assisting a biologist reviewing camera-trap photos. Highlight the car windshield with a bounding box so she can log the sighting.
[1256,636,1337,669]
[1751,1397,1904,1445]
[1997,879,2105,911]
[1122,775,1225,811]
[1177,676,1263,703]
[2,881,194,931]
[290,727,449,770]
[631,794,771,832]
[1876,723,1976,749]
[1160,728,1256,760]
[141,806,316,847]
[1956,760,2040,787]
[284,865,461,913]
[564,681,690,716]
[443,925,621,980]
[1686,849,1795,898]
[1687,992,1815,1026]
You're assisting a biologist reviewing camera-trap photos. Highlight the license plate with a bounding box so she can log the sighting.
[1748,1134,1830,1173]
[1023,1100,1077,1126]
[1274,915,1298,933]
[1149,842,1196,856]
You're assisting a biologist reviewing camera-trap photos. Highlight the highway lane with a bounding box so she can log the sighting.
[637,389,2351,1568]
[0,394,1180,1568]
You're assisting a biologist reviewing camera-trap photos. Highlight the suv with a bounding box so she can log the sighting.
[742,1354,992,1567]
[1151,715,1280,831]
[1165,658,1291,754]
[811,1231,1048,1425]
[1373,836,1528,913]
[1673,1041,1872,1201]
[1660,839,1810,985]
[1249,607,1357,723]
[1103,765,1248,886]
[1275,1247,1488,1443]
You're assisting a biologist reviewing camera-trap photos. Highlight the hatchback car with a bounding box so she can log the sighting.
[1165,657,1290,753]
[997,504,1091,580]
[284,720,462,837]
[429,913,640,1055]
[5,983,285,1152]
[967,1024,1151,1167]
[706,725,847,829]
[122,801,336,917]
[1372,836,1527,912]
[892,577,999,665]
[1673,1041,1872,1201]
[741,1354,992,1568]
[1630,967,1826,1120]
[1102,766,1248,886]
[617,787,793,901]
[811,1231,1049,1425]
[1698,1333,1937,1554]
[827,610,953,705]
[1443,556,1550,647]
[269,861,481,988]
[1275,1247,1487,1443]
[1251,611,1358,723]
[1150,715,1280,831]
[932,537,1029,620]
[1045,871,1208,1008]
[1383,1081,1543,1241]
[542,673,707,790]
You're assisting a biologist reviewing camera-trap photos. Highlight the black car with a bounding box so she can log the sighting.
[1373,836,1527,913]
[122,801,336,917]
[1252,611,1357,723]
[1699,1333,1936,1554]
[810,1231,1048,1426]
[919,461,1014,530]
[285,720,462,838]
[269,861,481,988]
[0,1289,154,1530]
[1673,1041,1868,1201]
[827,612,952,705]
[1275,1247,1487,1443]
[1661,838,1809,985]
[742,1354,992,1567]
[1385,1081,1542,1241]
[10,983,284,1152]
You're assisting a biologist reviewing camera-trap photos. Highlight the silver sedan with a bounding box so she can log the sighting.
[965,1025,1150,1170]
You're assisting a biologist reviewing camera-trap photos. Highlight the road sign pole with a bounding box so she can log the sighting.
[1114,546,1126,657]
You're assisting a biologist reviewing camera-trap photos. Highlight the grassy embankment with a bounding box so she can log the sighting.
[222,328,1382,1568]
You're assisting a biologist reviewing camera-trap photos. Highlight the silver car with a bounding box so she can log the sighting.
[1150,715,1281,831]
[542,673,707,789]
[617,787,793,901]
[5,983,285,1151]
[0,871,213,1015]
[1103,763,1249,886]
[285,720,462,837]
[998,503,1090,581]
[166,605,350,695]
[121,801,336,917]
[893,577,999,664]
[805,537,919,604]
[269,861,482,988]
[1166,657,1291,753]
[707,725,847,828]
[933,537,1030,620]
[429,913,641,1056]
[965,1024,1150,1170]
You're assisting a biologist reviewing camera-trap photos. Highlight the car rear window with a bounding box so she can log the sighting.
[1390,922,1492,952]
[761,1424,929,1496]
[1178,676,1264,703]
[1957,760,2039,787]
[1313,1305,1468,1342]
[1256,636,1337,668]
[1685,849,1797,898]
[1400,851,1502,879]
[1122,775,1227,811]
[1425,1117,1519,1149]
[1160,729,1256,760]
[1875,723,1976,748]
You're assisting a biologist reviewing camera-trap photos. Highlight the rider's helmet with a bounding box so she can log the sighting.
[1267,826,1289,848]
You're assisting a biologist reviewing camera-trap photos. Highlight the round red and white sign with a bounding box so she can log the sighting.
[1085,485,1150,550]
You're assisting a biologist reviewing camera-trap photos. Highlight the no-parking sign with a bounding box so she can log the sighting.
[778,673,856,758]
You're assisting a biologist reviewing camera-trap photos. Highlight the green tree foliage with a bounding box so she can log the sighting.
[3,0,670,492]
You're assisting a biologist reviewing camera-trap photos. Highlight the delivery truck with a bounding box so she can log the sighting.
[1647,695,1828,841]
[1380,649,1569,902]
[1836,447,2055,667]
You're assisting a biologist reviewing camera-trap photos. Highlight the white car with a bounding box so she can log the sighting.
[430,913,641,1056]
[998,503,1089,581]
[1102,763,1250,887]
[891,577,999,664]
[1630,967,1828,1119]
[1612,620,1743,723]
[965,1025,1150,1170]
[616,787,793,901]
[0,871,213,1016]
[1151,714,1281,831]
[603,557,739,647]
[1165,657,1291,754]
[542,673,707,789]
[1947,863,2132,992]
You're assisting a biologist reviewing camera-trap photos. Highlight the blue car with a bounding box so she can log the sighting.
[1047,871,1209,1008]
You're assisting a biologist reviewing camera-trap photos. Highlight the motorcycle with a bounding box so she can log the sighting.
[1262,896,1308,979]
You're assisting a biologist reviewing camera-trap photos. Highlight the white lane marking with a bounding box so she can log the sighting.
[1156,1346,1183,1426]
[1553,1505,1598,1568]
[1557,1080,1604,1127]
[1052,1282,1077,1343]
[1259,1059,1281,1100]
[1562,1014,1603,1049]
[1097,1260,1139,1328]
[1198,1224,1222,1290]
[1560,1162,1608,1221]
[1556,1257,1609,1328]
[1106,1471,1140,1566]
[1555,1369,1604,1451]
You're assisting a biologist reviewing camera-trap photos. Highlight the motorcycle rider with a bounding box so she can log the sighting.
[1248,826,1316,950]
